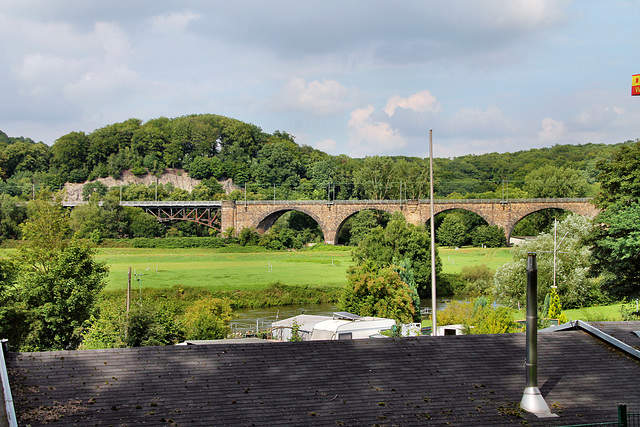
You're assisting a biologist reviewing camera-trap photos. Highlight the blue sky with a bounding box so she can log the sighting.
[0,1,639,158]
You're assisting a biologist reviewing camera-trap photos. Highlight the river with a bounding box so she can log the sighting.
[230,299,453,334]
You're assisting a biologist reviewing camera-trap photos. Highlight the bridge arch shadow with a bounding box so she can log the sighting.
[335,208,392,245]
[255,208,325,242]
[508,207,572,242]
[432,208,491,247]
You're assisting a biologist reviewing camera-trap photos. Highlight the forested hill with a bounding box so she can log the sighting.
[0,114,629,201]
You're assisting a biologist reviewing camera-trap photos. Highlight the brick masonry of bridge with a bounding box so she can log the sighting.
[220,199,599,245]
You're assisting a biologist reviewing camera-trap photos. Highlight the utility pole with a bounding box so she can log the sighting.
[429,130,437,336]
[127,267,131,313]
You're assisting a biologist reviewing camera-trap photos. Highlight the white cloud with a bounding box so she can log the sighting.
[443,105,518,137]
[347,105,406,156]
[538,117,566,141]
[270,77,355,116]
[149,11,200,33]
[570,105,620,131]
[384,90,442,116]
[314,139,338,153]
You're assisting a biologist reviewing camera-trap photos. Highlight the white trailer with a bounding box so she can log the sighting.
[272,312,395,342]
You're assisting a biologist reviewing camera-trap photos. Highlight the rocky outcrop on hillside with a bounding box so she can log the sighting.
[63,169,237,202]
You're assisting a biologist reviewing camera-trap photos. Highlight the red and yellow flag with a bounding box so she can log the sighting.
[633,74,640,96]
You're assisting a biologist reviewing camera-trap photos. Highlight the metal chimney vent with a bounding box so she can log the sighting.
[520,253,557,418]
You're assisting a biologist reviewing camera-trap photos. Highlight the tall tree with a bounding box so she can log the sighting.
[523,165,589,198]
[588,140,640,298]
[436,212,468,247]
[3,193,109,351]
[340,261,416,324]
[51,131,90,174]
[352,212,441,297]
[494,214,599,309]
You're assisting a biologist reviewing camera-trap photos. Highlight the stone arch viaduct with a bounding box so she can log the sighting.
[219,198,599,244]
[63,198,599,244]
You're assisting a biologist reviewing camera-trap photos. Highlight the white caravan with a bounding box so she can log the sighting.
[271,312,395,342]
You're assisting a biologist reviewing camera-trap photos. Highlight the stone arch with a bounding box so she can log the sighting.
[432,205,494,228]
[332,207,397,245]
[431,207,493,246]
[506,205,579,242]
[253,207,326,240]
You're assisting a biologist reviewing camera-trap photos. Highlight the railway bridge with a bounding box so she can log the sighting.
[89,198,599,244]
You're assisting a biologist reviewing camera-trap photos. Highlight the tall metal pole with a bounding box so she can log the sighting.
[525,253,538,389]
[430,130,437,336]
[521,252,555,417]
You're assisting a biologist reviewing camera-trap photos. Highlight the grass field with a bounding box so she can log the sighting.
[94,248,352,292]
[0,245,514,292]
[562,303,625,321]
[439,247,513,274]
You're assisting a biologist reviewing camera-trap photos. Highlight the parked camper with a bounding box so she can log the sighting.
[272,312,395,342]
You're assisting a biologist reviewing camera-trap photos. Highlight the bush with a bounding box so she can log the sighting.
[238,228,260,246]
[435,298,518,334]
[82,181,108,201]
[130,236,225,248]
[458,265,494,297]
[68,168,89,183]
[125,303,183,347]
[471,225,506,247]
[340,262,416,324]
[180,297,232,340]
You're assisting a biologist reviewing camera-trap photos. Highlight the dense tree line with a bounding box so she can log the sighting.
[0,118,624,202]
[0,117,632,247]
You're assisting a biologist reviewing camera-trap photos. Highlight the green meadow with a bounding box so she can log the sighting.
[94,248,352,292]
[0,245,515,293]
[95,246,514,292]
[438,247,513,274]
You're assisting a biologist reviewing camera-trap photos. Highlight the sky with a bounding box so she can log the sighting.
[1,0,639,159]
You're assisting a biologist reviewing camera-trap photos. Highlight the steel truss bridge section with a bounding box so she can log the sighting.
[119,201,222,230]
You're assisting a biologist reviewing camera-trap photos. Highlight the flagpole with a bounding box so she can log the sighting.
[430,130,437,336]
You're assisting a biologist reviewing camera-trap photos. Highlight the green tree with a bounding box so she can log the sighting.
[124,207,163,238]
[181,297,232,340]
[125,303,183,347]
[51,131,90,174]
[340,262,416,324]
[436,212,467,247]
[0,257,30,349]
[523,165,589,198]
[353,156,395,200]
[547,287,568,323]
[9,194,108,350]
[471,225,506,247]
[588,140,640,298]
[251,141,302,186]
[592,141,640,209]
[494,214,600,309]
[392,257,421,322]
[352,212,441,297]
[343,210,390,246]
[0,194,27,240]
[589,201,640,298]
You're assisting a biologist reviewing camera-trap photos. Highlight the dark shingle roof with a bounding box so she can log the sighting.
[586,321,640,349]
[6,330,640,426]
